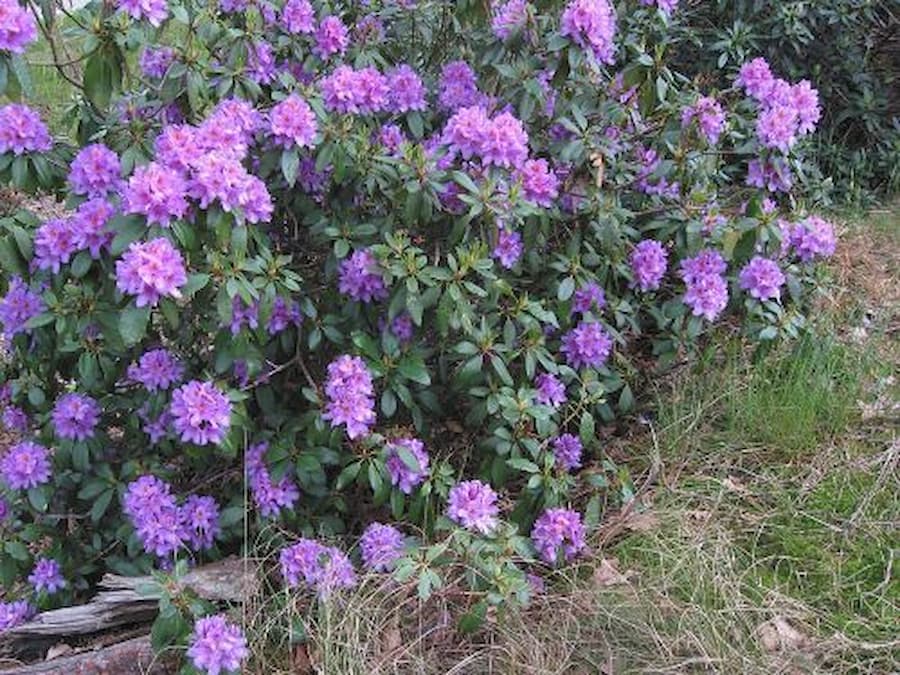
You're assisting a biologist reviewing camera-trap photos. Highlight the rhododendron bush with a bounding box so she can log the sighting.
[0,0,837,664]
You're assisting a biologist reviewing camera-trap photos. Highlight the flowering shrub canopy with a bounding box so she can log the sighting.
[0,0,837,660]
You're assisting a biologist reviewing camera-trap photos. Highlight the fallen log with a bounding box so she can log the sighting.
[0,635,175,674]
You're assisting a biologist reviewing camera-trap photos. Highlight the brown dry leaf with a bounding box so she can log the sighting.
[624,509,659,533]
[45,643,73,661]
[593,557,631,587]
[380,614,403,656]
[292,643,314,673]
[445,420,465,434]
[757,617,810,653]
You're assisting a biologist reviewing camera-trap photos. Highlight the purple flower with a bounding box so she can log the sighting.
[354,14,385,44]
[320,65,389,115]
[0,277,45,336]
[115,238,188,307]
[339,249,387,303]
[226,296,259,335]
[792,80,821,135]
[1,441,51,490]
[387,65,427,113]
[0,0,37,53]
[189,153,273,224]
[640,0,678,13]
[360,523,405,572]
[438,61,482,110]
[736,57,774,100]
[385,437,430,494]
[444,105,491,159]
[128,349,184,391]
[572,282,606,315]
[377,123,406,154]
[747,157,793,193]
[28,558,66,595]
[531,507,586,564]
[124,161,190,227]
[139,46,175,79]
[535,373,566,408]
[313,16,349,60]
[123,475,184,557]
[561,321,613,370]
[756,104,799,153]
[481,111,529,168]
[680,249,726,285]
[447,480,499,534]
[280,539,357,597]
[519,158,559,207]
[682,272,728,321]
[551,433,582,471]
[180,495,220,551]
[116,0,168,26]
[34,218,78,273]
[389,313,414,342]
[270,94,318,149]
[492,0,529,39]
[782,216,836,262]
[154,124,199,172]
[52,393,100,441]
[267,296,302,334]
[141,409,172,443]
[630,240,668,291]
[187,615,248,675]
[246,41,276,85]
[170,381,232,446]
[246,442,299,518]
[0,104,52,155]
[281,0,315,33]
[68,144,121,197]
[560,0,617,64]
[218,0,247,12]
[739,256,785,302]
[493,229,523,269]
[681,96,726,145]
[73,198,115,258]
[0,601,33,632]
[322,355,376,439]
[2,406,29,433]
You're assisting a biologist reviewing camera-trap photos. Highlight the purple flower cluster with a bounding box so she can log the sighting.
[531,507,586,564]
[681,96,726,145]
[535,373,566,408]
[188,152,273,225]
[51,393,100,441]
[572,282,606,315]
[321,65,390,114]
[322,355,376,439]
[0,277,45,337]
[246,442,299,518]
[492,0,529,39]
[34,217,78,273]
[0,601,33,632]
[445,107,530,169]
[339,249,387,303]
[123,475,221,558]
[226,296,259,335]
[747,157,793,193]
[439,61,483,110]
[314,15,349,59]
[447,480,499,534]
[360,522,405,572]
[68,144,121,197]
[170,380,232,446]
[268,296,302,334]
[0,104,52,155]
[385,437,430,494]
[0,0,38,53]
[551,433,582,471]
[280,538,357,597]
[187,615,248,675]
[739,256,785,302]
[116,238,188,307]
[493,228,523,269]
[736,57,821,153]
[281,0,315,34]
[640,0,678,14]
[561,321,613,370]
[519,158,559,207]
[139,46,175,79]
[0,441,51,490]
[781,216,836,262]
[74,199,115,258]
[116,0,168,27]
[28,558,66,595]
[2,406,29,433]
[127,349,184,391]
[635,146,680,198]
[270,94,318,149]
[387,65,428,113]
[630,240,668,291]
[560,0,617,64]
[123,162,189,227]
[680,249,729,321]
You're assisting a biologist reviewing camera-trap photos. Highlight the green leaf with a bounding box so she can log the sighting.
[4,540,29,561]
[90,490,114,522]
[506,458,539,473]
[398,356,431,385]
[458,600,487,634]
[119,306,150,346]
[557,276,575,301]
[83,46,123,111]
[281,149,299,187]
[28,486,50,512]
[70,250,92,277]
[579,411,595,444]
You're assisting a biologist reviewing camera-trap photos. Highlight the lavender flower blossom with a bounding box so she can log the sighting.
[551,433,582,471]
[28,558,66,595]
[360,523,405,572]
[447,480,499,534]
[51,393,101,441]
[561,321,613,370]
[322,355,376,439]
[170,381,232,446]
[385,437,430,494]
[187,615,249,675]
[531,507,586,564]
[0,441,52,490]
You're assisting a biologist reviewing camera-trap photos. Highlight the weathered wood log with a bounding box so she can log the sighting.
[0,635,176,674]
[0,558,253,644]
